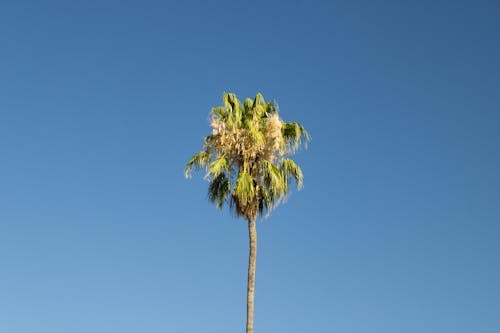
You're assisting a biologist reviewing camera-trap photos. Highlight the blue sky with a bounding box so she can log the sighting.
[1,1,499,332]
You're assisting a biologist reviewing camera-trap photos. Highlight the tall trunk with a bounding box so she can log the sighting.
[246,217,257,333]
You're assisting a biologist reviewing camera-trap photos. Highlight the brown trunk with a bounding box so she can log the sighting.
[246,217,257,333]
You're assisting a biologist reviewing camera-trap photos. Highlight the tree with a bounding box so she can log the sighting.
[185,92,308,333]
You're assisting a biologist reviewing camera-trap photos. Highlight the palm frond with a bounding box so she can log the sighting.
[243,98,253,118]
[281,158,303,189]
[261,160,287,199]
[208,173,231,209]
[234,170,255,205]
[223,93,242,127]
[282,122,309,152]
[211,106,229,122]
[257,185,273,215]
[253,93,265,107]
[185,151,211,178]
[244,118,265,147]
[208,156,229,178]
[265,100,278,116]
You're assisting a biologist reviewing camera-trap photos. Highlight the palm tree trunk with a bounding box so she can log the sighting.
[246,217,257,333]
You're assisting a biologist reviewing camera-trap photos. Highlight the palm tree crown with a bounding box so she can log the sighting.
[185,92,308,220]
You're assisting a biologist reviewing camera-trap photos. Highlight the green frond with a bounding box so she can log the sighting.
[254,104,265,118]
[185,151,211,178]
[244,118,265,147]
[208,157,229,178]
[223,92,233,107]
[244,98,253,112]
[223,93,242,127]
[265,101,278,115]
[281,158,303,189]
[257,185,273,215]
[253,93,265,107]
[234,170,255,205]
[211,106,229,121]
[262,160,287,198]
[243,97,257,122]
[282,122,309,151]
[208,173,231,209]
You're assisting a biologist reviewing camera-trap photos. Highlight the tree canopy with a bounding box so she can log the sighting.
[186,92,309,220]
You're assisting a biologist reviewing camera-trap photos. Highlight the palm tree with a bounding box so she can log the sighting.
[185,92,308,333]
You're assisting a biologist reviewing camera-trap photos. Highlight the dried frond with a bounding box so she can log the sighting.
[263,114,284,161]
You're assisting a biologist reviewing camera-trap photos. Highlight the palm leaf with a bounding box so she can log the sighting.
[208,173,231,209]
[234,170,255,205]
[281,158,303,189]
[208,156,229,178]
[185,151,211,178]
[282,122,309,152]
[261,160,287,199]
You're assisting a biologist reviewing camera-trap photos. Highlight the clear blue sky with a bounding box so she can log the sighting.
[1,1,499,332]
